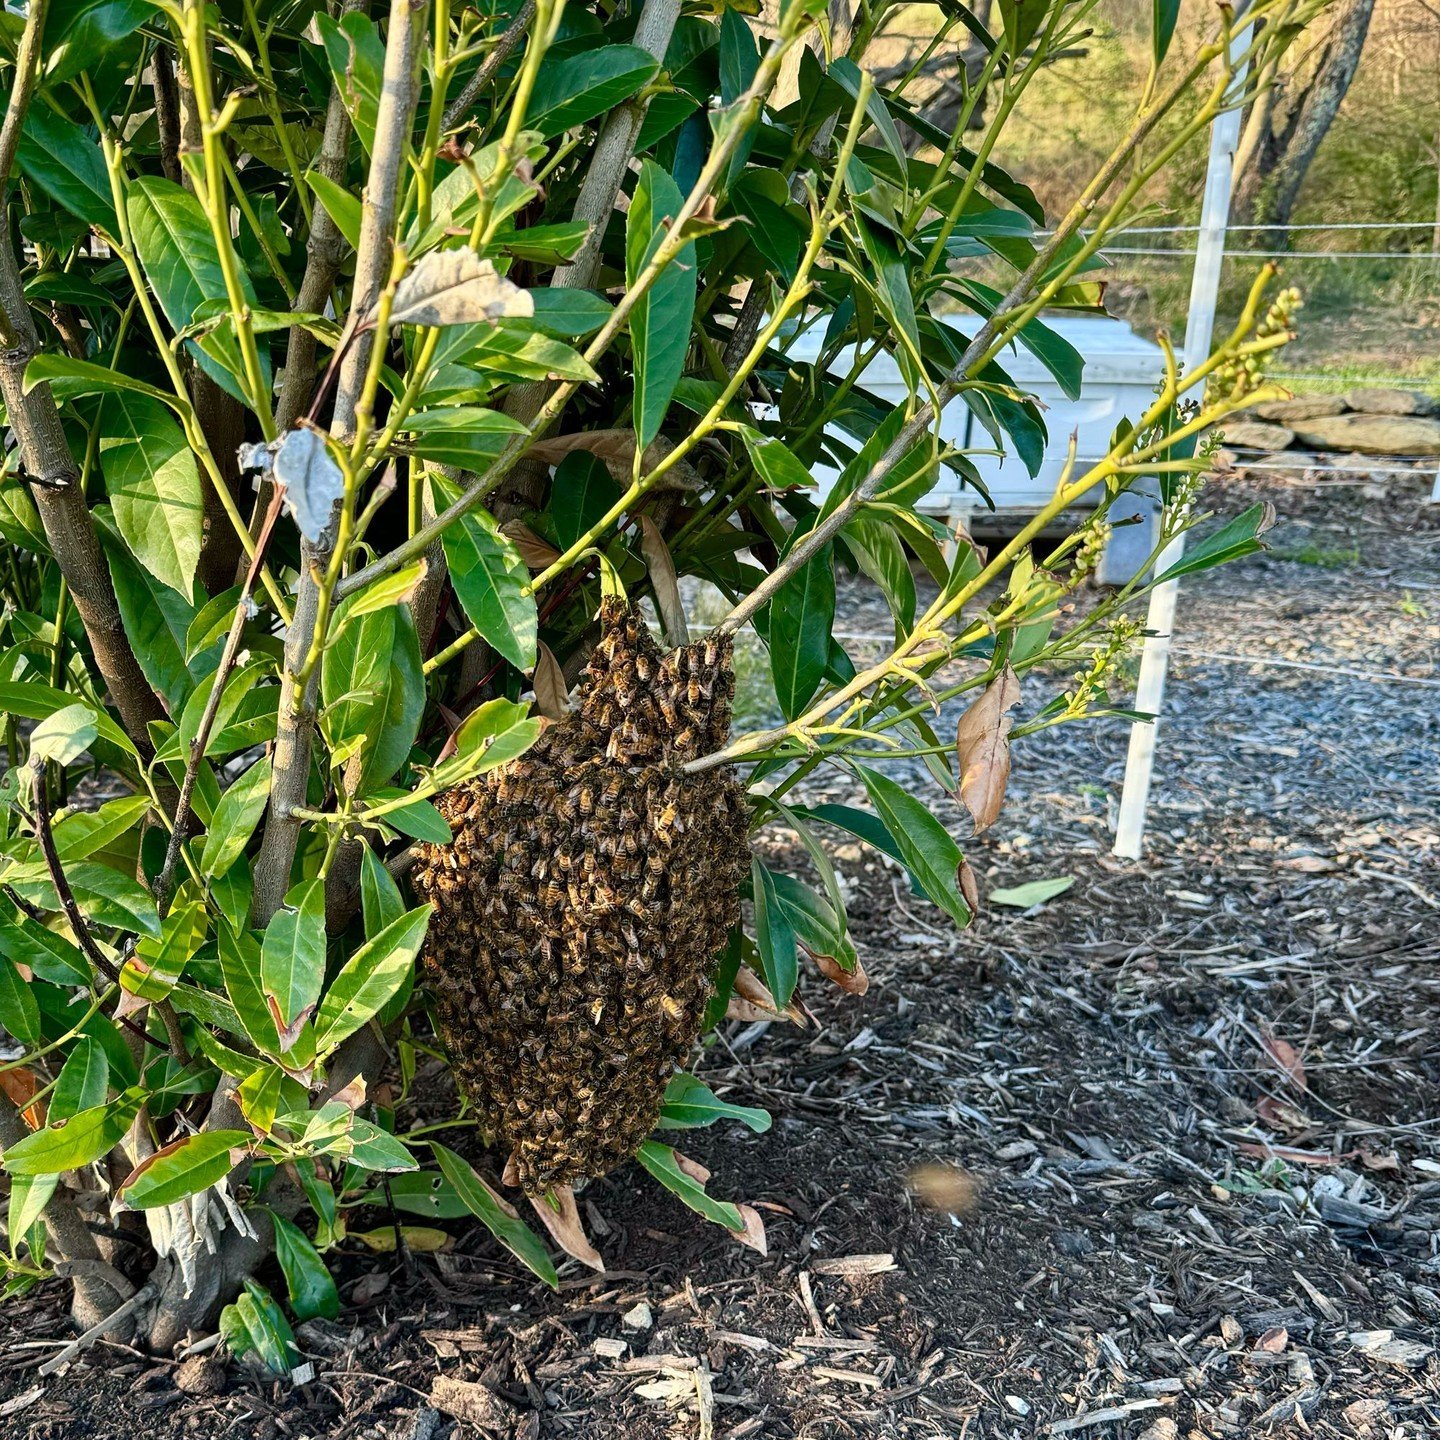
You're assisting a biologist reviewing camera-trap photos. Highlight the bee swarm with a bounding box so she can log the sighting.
[415,599,751,1195]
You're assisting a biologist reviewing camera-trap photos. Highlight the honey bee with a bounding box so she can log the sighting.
[541,881,563,907]
[578,784,594,816]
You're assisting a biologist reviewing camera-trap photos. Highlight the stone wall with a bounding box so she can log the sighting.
[1223,388,1440,458]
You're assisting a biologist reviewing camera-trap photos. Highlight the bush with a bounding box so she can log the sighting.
[0,0,1319,1358]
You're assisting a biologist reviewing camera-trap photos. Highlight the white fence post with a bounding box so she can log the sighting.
[1112,8,1256,860]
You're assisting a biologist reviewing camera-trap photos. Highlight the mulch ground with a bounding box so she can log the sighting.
[3,461,1438,1439]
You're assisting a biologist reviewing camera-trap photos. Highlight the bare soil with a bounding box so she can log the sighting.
[3,462,1438,1438]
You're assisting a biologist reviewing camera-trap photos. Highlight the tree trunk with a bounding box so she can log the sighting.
[1232,0,1376,244]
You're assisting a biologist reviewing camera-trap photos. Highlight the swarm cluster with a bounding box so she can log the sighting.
[414,600,751,1194]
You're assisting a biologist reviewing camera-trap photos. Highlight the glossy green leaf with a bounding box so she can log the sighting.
[403,406,527,469]
[627,161,696,449]
[856,766,971,928]
[750,857,798,1007]
[45,0,157,83]
[2,1088,144,1175]
[636,1141,745,1232]
[657,1074,771,1133]
[550,452,621,550]
[430,475,537,671]
[430,1142,558,1287]
[52,795,150,865]
[16,105,115,229]
[0,918,91,986]
[260,879,326,1040]
[200,758,273,879]
[1153,0,1182,64]
[316,11,383,154]
[270,1213,340,1320]
[29,703,97,766]
[0,954,40,1044]
[22,354,176,409]
[51,1039,109,1119]
[359,846,405,938]
[220,1279,298,1375]
[122,900,206,1002]
[305,173,362,250]
[312,905,430,1058]
[0,682,136,757]
[3,861,160,936]
[320,603,425,791]
[117,1130,250,1208]
[1154,503,1272,585]
[529,45,660,138]
[768,545,834,720]
[127,175,267,402]
[97,391,204,600]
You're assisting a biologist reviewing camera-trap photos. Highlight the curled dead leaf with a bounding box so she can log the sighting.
[955,667,1021,832]
[811,949,868,995]
[639,516,688,646]
[500,520,561,570]
[526,430,704,491]
[672,1150,711,1186]
[528,1184,604,1272]
[532,642,569,719]
[0,1067,44,1129]
[957,857,980,915]
[730,1203,768,1256]
[1259,1027,1307,1090]
[383,250,532,329]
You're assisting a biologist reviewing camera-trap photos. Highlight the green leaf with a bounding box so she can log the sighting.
[1153,502,1272,585]
[316,11,383,155]
[842,516,915,640]
[305,173,361,251]
[44,0,157,84]
[366,791,451,843]
[2,1089,144,1175]
[402,406,527,469]
[117,1130,250,1208]
[750,857,798,1007]
[200,758,273,878]
[51,793,150,870]
[97,392,205,600]
[320,603,425,791]
[127,175,267,402]
[739,427,813,494]
[768,871,857,974]
[22,354,176,409]
[657,1074,771,1133]
[0,918,90,986]
[529,45,660,138]
[627,161,695,449]
[51,1039,109,1119]
[16,105,115,230]
[528,288,613,337]
[1153,0,1182,65]
[430,474,537,671]
[235,1064,287,1133]
[996,0,1048,55]
[99,519,200,713]
[0,955,40,1044]
[856,766,971,929]
[0,682,136,757]
[260,879,326,1041]
[789,802,924,899]
[122,901,206,1002]
[270,1213,340,1320]
[768,545,834,720]
[550,452,621,550]
[220,1279,298,1375]
[2,862,160,936]
[430,1142,558,1287]
[312,905,430,1058]
[636,1141,745,1232]
[29,703,97,765]
[988,875,1074,908]
[359,846,405,938]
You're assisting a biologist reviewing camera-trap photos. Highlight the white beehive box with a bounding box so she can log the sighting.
[780,312,1165,519]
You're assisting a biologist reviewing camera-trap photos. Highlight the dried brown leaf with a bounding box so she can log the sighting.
[955,667,1021,831]
[957,856,981,914]
[811,949,869,995]
[639,516,688,645]
[730,1203,768,1256]
[500,520,561,570]
[384,250,532,328]
[532,642,568,719]
[1259,1028,1307,1090]
[528,1185,605,1272]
